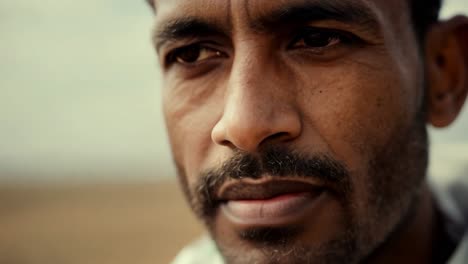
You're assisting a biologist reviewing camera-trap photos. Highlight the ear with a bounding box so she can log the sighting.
[426,15,468,128]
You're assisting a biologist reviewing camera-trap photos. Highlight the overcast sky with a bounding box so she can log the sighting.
[0,0,467,182]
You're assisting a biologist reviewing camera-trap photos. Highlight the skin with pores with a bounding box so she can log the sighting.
[151,0,468,263]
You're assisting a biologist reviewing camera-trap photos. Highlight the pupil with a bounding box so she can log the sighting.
[304,34,332,47]
[179,46,201,62]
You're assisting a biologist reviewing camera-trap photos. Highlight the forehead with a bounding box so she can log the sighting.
[153,0,409,31]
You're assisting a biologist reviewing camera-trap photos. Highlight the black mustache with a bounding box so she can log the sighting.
[193,146,351,219]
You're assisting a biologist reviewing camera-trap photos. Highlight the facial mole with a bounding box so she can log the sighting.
[376,97,383,107]
[436,54,445,67]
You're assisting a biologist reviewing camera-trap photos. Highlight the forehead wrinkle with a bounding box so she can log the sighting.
[155,0,231,19]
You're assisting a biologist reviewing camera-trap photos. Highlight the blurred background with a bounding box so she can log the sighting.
[0,0,467,263]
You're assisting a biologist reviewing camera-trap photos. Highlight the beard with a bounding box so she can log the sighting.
[175,113,428,264]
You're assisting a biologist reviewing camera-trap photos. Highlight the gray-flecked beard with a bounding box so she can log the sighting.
[175,112,428,264]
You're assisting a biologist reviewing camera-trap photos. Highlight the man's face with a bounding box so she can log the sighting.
[154,0,429,263]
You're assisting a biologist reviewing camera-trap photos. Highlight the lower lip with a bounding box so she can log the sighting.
[221,191,325,226]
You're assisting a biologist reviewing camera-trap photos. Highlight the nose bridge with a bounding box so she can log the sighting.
[230,44,276,111]
[211,43,302,152]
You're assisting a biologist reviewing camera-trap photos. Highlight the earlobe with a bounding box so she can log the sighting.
[426,16,468,128]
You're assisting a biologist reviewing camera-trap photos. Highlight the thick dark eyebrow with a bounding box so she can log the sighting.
[249,1,381,36]
[153,1,381,51]
[153,18,228,51]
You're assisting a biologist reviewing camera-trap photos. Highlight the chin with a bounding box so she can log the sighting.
[213,231,360,264]
[208,195,360,264]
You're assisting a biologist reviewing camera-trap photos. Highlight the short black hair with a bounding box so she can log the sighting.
[146,0,443,41]
[410,0,443,41]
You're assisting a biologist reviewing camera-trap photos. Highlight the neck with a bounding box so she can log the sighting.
[365,183,436,264]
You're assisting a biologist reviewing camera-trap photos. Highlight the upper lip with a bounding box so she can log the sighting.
[216,178,325,202]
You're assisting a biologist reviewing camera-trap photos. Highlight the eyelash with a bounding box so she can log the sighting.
[164,27,361,67]
[165,43,226,67]
[288,27,361,52]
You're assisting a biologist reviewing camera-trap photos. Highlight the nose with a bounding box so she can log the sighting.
[211,48,302,152]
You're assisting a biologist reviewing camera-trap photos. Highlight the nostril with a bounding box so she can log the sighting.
[271,132,291,140]
[261,132,295,145]
[219,139,235,148]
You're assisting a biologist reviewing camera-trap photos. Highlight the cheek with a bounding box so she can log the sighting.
[163,77,225,187]
[295,56,415,179]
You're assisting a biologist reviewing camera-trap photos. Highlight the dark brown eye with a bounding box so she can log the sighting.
[176,45,202,63]
[290,27,355,50]
[301,32,340,48]
[170,44,224,65]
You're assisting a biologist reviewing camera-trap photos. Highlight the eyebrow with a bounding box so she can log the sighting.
[153,0,381,51]
[249,1,381,35]
[153,18,228,51]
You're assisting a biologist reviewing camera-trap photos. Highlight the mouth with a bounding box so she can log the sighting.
[216,179,327,226]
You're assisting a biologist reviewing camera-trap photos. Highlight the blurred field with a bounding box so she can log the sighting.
[0,180,204,264]
[0,143,465,264]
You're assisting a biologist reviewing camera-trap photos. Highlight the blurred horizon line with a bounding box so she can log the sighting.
[0,141,465,185]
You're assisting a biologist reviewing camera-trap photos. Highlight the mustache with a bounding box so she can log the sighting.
[192,146,351,219]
